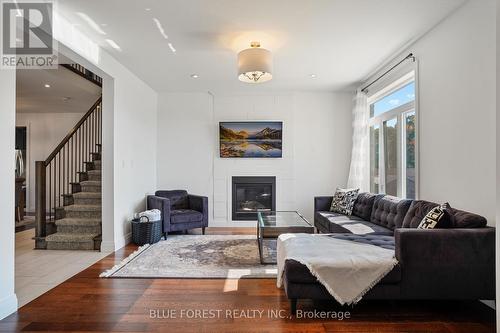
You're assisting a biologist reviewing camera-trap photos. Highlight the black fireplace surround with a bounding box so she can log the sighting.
[232,176,276,220]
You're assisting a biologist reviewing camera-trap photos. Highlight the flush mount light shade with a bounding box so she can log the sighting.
[237,42,273,83]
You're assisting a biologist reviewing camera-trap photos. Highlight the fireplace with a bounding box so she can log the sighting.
[232,176,276,221]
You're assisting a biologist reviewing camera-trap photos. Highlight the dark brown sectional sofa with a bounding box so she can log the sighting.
[282,193,495,313]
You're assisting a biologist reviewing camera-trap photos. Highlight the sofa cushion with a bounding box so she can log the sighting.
[170,209,203,224]
[402,200,487,228]
[314,212,332,233]
[329,188,359,215]
[328,233,396,250]
[403,200,441,228]
[352,193,383,221]
[370,195,412,230]
[316,212,393,235]
[156,190,189,209]
[417,203,453,229]
[450,208,487,228]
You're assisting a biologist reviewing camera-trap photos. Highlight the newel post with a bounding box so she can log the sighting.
[35,161,46,249]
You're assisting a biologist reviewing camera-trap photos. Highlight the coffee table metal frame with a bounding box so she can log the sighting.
[257,210,314,265]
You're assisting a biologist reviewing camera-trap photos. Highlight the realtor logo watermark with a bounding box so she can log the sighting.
[1,1,58,69]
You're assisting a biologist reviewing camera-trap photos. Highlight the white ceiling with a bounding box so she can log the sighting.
[57,0,466,92]
[16,66,102,113]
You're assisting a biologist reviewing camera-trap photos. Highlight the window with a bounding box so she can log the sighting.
[369,71,417,199]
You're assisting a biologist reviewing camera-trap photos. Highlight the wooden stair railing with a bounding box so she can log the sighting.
[34,97,102,249]
[61,63,103,87]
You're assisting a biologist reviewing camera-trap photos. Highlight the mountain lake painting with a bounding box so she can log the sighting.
[219,122,283,158]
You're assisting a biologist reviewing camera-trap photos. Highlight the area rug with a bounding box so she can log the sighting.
[100,235,277,279]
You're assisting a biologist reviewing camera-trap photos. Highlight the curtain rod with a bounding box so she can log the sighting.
[361,53,415,93]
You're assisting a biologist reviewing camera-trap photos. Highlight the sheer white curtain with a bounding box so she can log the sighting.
[347,90,369,191]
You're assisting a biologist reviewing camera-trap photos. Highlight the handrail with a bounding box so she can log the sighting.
[61,64,103,87]
[35,95,103,249]
[45,97,102,165]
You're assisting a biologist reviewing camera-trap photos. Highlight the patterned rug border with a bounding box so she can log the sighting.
[100,235,277,279]
[99,243,152,277]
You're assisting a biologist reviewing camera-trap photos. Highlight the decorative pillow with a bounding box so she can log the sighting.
[329,188,360,216]
[417,202,453,229]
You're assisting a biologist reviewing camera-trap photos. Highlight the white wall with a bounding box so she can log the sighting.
[16,112,85,212]
[0,70,18,320]
[156,92,352,225]
[366,0,496,224]
[495,0,499,327]
[416,0,496,224]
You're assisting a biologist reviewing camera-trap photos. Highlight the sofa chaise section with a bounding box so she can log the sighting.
[285,193,495,312]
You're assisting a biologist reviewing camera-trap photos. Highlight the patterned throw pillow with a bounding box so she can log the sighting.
[417,202,453,229]
[329,188,360,216]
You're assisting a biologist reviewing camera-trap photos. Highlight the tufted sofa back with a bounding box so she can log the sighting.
[402,200,487,228]
[352,192,384,221]
[370,195,412,230]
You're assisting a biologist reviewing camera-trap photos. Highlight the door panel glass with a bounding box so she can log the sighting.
[405,111,416,199]
[370,125,380,193]
[383,118,399,196]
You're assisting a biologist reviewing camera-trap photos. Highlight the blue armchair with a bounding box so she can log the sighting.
[147,190,208,236]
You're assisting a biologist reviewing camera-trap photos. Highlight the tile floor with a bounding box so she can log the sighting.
[15,229,110,307]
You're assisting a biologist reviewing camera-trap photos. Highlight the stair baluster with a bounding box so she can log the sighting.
[34,97,102,250]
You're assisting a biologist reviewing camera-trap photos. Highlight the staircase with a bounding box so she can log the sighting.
[34,97,103,251]
[45,150,102,250]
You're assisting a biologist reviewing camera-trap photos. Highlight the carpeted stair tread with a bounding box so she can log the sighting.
[73,192,101,198]
[79,180,101,187]
[46,232,99,242]
[55,218,101,226]
[64,204,101,212]
[87,170,101,175]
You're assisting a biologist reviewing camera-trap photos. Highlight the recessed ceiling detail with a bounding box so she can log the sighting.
[58,0,466,92]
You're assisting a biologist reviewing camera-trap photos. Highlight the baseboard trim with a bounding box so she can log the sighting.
[0,293,18,320]
[100,240,116,253]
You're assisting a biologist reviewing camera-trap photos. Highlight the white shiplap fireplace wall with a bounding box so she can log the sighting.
[156,91,352,227]
[213,94,296,226]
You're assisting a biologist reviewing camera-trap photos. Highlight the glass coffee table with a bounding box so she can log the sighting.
[257,211,314,264]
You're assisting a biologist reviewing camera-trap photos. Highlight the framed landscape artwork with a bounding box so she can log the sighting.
[219,121,283,158]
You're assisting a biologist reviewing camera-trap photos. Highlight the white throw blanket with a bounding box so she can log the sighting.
[277,233,398,305]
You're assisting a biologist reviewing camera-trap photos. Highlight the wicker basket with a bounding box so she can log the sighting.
[131,216,162,245]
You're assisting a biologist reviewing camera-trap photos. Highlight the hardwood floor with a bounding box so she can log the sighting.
[1,228,495,333]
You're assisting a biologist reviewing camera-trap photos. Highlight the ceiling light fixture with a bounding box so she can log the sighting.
[191,74,199,79]
[145,8,151,11]
[44,84,50,88]
[237,41,272,83]
[310,74,317,78]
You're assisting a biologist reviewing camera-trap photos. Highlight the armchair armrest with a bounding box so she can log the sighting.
[394,228,495,299]
[147,195,171,232]
[188,194,208,227]
[314,196,332,212]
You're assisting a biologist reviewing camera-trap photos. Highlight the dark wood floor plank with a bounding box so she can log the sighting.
[0,227,494,333]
